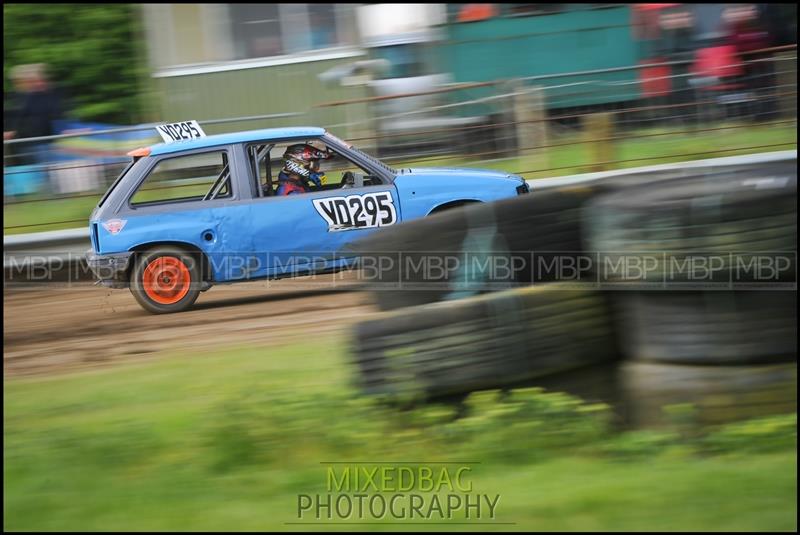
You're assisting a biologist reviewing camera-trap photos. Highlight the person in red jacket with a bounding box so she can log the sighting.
[726,8,774,119]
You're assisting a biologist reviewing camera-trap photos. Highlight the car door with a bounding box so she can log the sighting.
[247,182,400,278]
[244,142,401,279]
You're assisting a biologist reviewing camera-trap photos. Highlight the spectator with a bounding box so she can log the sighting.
[4,63,64,166]
[730,20,770,55]
[726,8,775,120]
[659,7,696,123]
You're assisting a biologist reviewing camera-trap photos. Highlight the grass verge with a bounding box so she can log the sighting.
[4,335,797,531]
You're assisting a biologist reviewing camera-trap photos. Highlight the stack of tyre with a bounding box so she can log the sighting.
[348,182,623,400]
[586,165,797,426]
[353,283,617,399]
[345,185,600,312]
[347,165,731,312]
[350,159,797,423]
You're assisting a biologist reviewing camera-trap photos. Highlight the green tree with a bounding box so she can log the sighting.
[4,3,147,124]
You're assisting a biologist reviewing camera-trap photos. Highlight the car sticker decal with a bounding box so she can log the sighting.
[156,121,206,143]
[102,219,127,235]
[313,191,397,232]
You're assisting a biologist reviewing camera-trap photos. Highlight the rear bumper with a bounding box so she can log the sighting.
[86,250,133,288]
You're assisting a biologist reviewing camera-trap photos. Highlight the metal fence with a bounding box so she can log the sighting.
[3,47,797,234]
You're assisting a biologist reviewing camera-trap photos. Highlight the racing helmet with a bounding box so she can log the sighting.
[281,144,330,179]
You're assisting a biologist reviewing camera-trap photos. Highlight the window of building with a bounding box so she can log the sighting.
[308,4,340,49]
[229,3,351,61]
[131,151,231,206]
[230,4,284,59]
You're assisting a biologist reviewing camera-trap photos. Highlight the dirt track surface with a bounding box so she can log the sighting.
[4,274,376,377]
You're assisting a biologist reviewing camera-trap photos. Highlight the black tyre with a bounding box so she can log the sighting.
[130,246,203,314]
[585,164,797,286]
[615,290,797,365]
[352,283,617,399]
[619,361,797,427]
[348,185,604,311]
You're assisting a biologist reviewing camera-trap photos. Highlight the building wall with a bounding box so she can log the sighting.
[153,55,370,138]
[441,4,640,109]
[142,4,369,135]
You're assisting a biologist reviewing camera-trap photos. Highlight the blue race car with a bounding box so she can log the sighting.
[87,123,530,313]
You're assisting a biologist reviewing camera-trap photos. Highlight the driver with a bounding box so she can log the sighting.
[276,143,334,196]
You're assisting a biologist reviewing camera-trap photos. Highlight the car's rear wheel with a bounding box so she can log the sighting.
[130,247,202,314]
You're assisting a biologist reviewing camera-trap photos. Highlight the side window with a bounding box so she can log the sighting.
[263,140,384,195]
[130,151,232,206]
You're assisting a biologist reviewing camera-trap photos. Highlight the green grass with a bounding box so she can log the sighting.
[3,121,796,234]
[395,121,797,178]
[3,194,101,233]
[4,335,797,531]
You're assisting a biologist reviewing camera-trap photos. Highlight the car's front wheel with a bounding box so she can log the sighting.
[130,247,202,314]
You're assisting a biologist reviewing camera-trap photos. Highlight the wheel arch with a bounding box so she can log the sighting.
[128,240,214,282]
[427,199,482,216]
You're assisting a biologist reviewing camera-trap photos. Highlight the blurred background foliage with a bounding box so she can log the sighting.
[3,3,145,123]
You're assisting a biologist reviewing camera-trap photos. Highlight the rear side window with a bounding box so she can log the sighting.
[130,151,231,206]
[98,157,148,208]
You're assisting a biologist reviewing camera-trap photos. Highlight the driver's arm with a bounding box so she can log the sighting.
[308,171,325,188]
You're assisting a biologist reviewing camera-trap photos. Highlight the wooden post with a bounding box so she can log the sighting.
[584,112,615,172]
[775,51,796,119]
[513,82,548,172]
[345,98,376,153]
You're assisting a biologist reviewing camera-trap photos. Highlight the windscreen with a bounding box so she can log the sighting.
[324,132,396,175]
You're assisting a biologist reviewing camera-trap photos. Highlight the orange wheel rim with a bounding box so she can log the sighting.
[142,256,191,305]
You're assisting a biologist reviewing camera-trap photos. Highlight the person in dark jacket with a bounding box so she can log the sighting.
[4,63,64,166]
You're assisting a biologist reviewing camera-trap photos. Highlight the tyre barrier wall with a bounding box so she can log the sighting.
[348,180,640,312]
[346,186,598,311]
[349,157,797,425]
[614,291,797,366]
[348,159,798,312]
[585,162,797,426]
[352,283,617,400]
[585,162,797,286]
